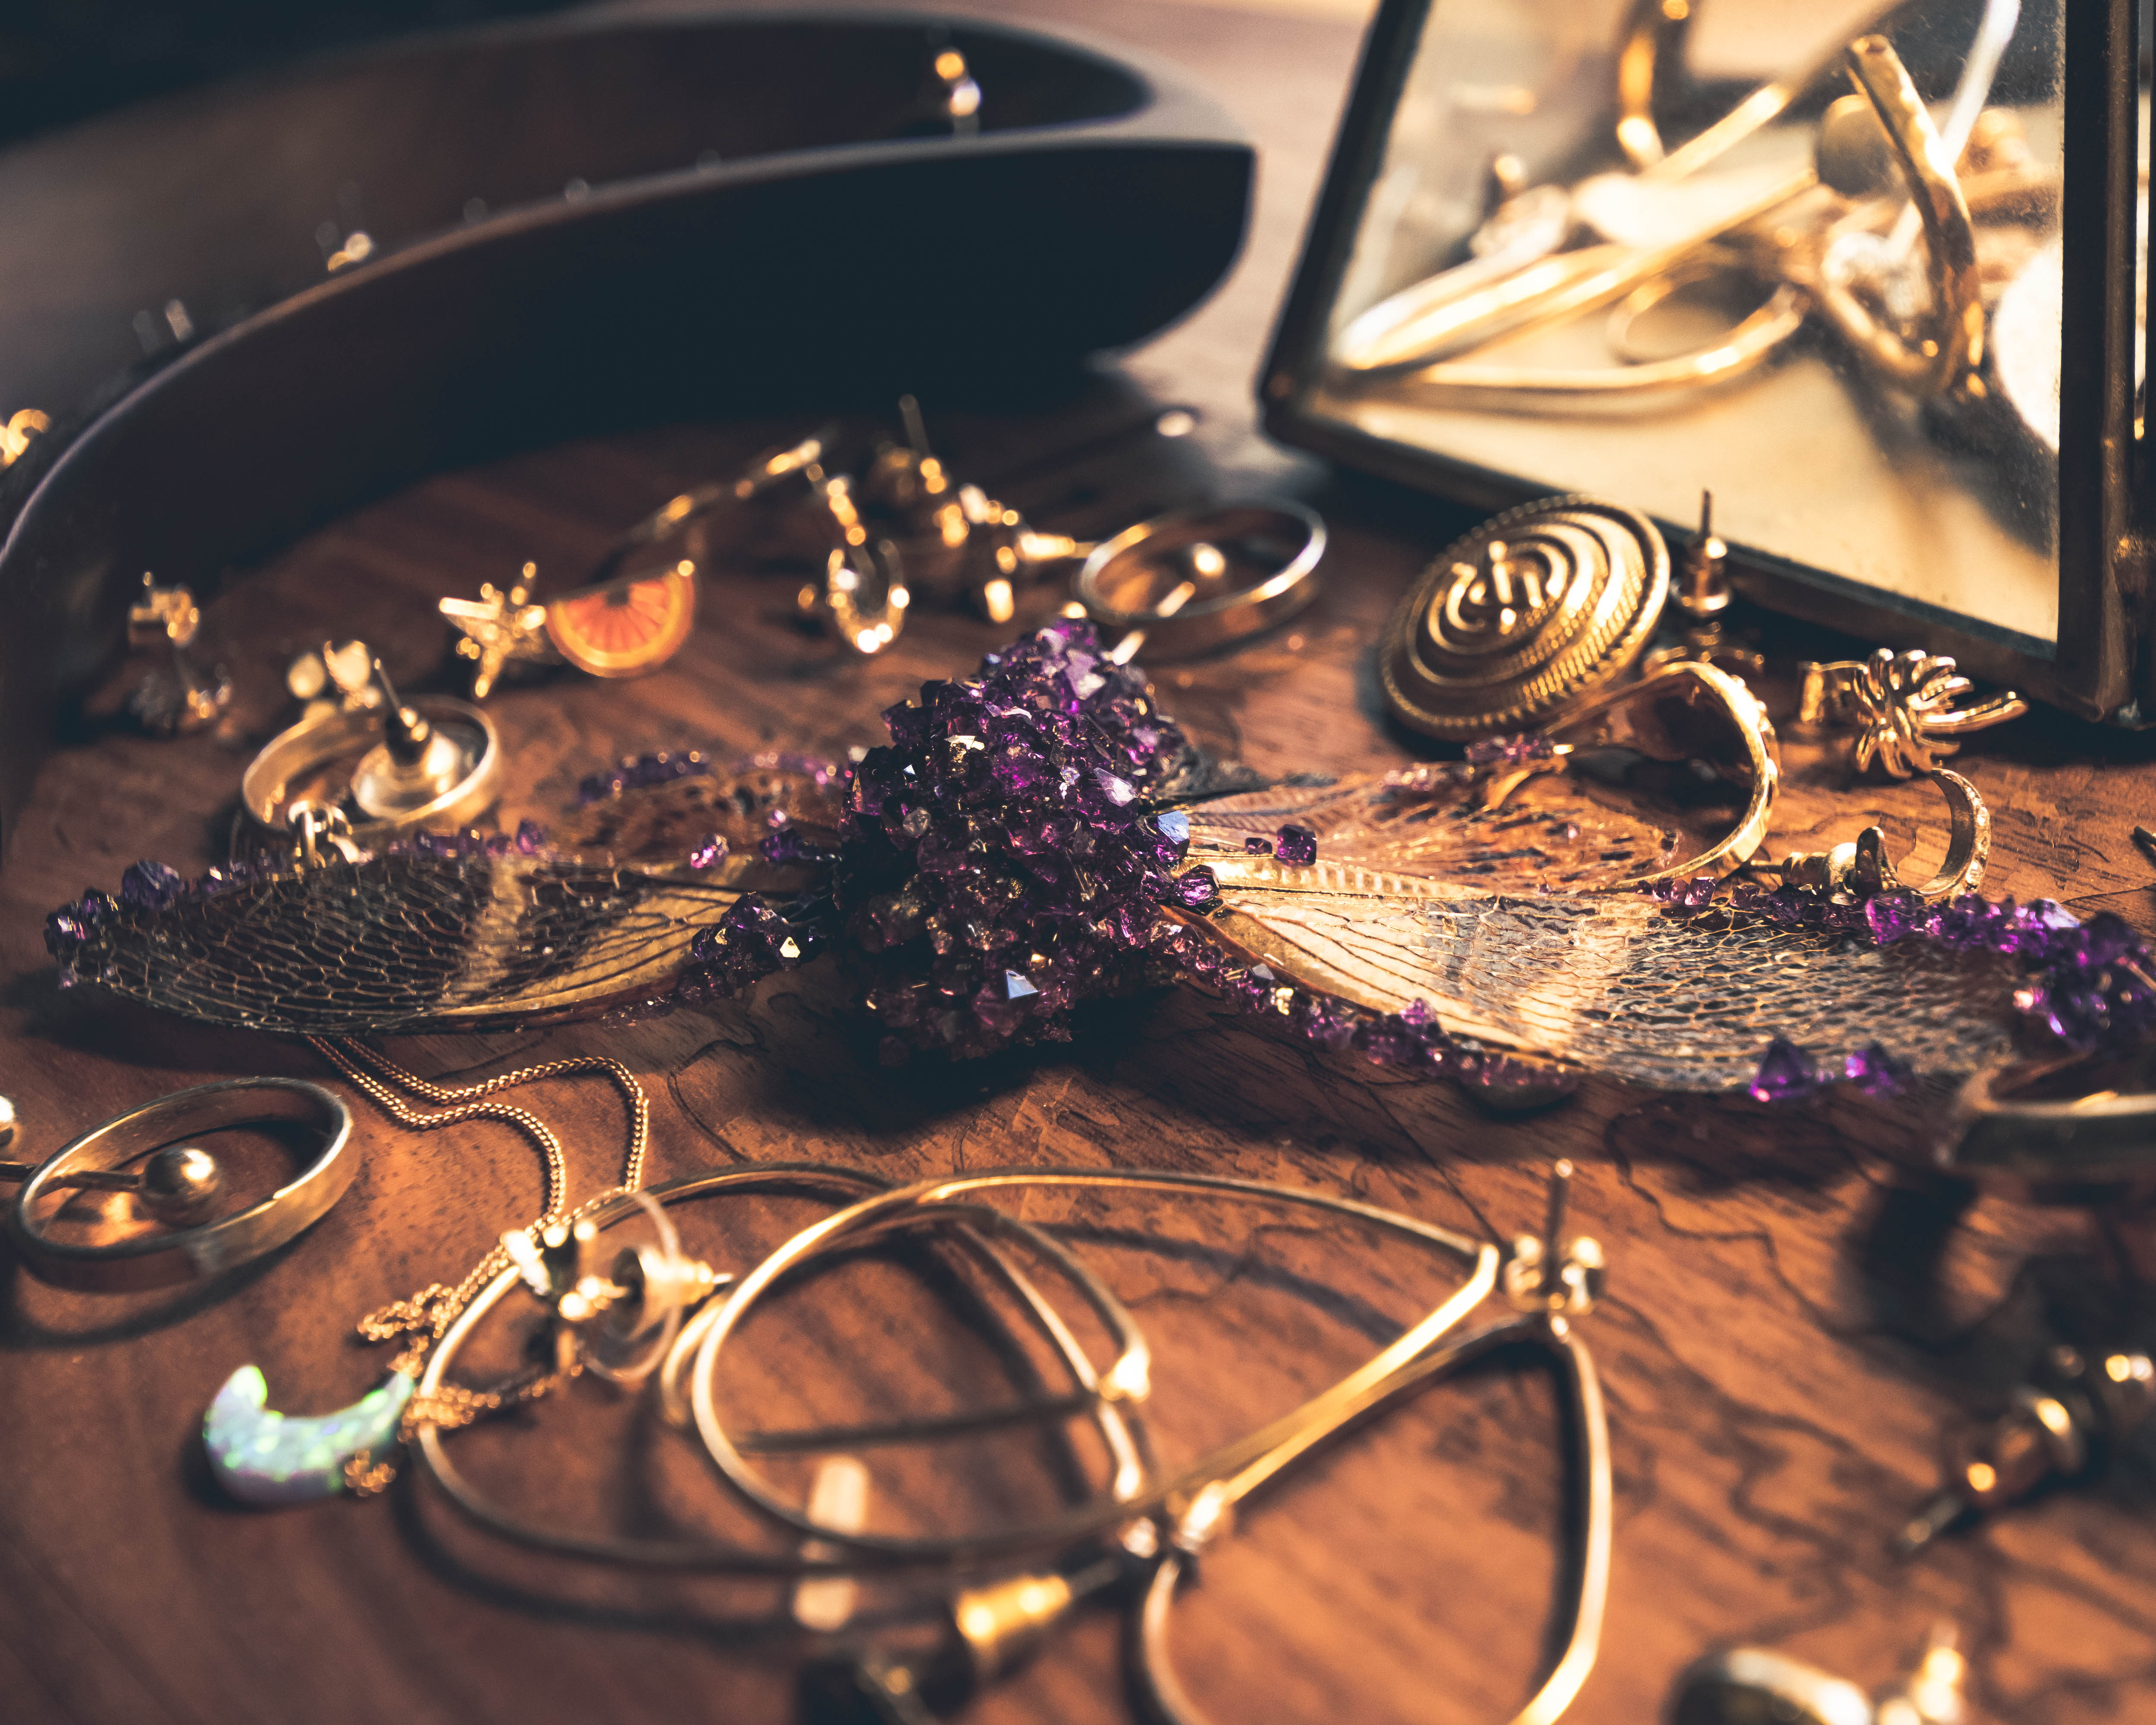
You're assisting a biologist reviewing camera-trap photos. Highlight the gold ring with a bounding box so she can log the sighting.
[1074,501,1324,660]
[1811,37,1985,398]
[5,1079,356,1291]
[1496,660,1781,888]
[1942,1047,2156,1195]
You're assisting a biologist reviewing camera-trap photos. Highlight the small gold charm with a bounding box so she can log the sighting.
[0,408,48,467]
[1796,646,2026,778]
[126,572,231,735]
[439,562,556,698]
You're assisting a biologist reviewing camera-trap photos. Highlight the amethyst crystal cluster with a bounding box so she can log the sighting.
[1648,875,2156,1100]
[827,621,1197,1060]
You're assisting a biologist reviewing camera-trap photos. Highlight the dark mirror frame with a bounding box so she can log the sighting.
[1261,0,2145,722]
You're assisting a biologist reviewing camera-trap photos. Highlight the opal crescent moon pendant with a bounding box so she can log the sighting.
[204,1364,414,1505]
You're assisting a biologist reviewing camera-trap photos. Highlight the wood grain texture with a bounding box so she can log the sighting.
[3,3,2155,1723]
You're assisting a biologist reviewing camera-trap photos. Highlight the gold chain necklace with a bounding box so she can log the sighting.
[305,1035,651,1483]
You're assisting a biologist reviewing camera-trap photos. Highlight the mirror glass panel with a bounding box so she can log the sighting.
[1307,0,2070,650]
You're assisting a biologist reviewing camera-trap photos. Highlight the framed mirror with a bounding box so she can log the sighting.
[1265,0,2146,720]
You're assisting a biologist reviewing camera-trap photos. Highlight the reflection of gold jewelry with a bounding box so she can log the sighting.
[1749,767,1988,901]
[1810,38,1984,400]
[1076,501,1324,661]
[3,1078,354,1291]
[1796,647,2025,778]
[1381,495,1669,740]
[1354,37,1983,412]
[1408,273,1808,402]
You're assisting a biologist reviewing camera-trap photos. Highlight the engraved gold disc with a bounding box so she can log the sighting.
[1380,495,1668,740]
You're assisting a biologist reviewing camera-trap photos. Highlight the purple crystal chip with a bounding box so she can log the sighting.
[1844,1041,1912,1095]
[1672,875,1715,911]
[1171,868,1222,912]
[119,860,185,911]
[1862,888,1930,944]
[689,834,729,870]
[1748,1036,1824,1103]
[1463,734,1554,767]
[1275,824,1318,867]
[1244,836,1274,856]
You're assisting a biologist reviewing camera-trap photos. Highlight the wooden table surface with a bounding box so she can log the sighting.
[3,4,2155,1723]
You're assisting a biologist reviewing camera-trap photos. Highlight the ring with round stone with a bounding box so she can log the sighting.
[3,1078,355,1291]
[1074,500,1324,662]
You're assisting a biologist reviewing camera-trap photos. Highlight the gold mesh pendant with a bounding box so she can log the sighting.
[1380,495,1668,739]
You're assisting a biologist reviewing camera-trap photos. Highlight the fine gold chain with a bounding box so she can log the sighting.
[306,1036,652,1458]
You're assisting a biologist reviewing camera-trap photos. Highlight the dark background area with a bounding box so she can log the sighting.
[0,0,580,147]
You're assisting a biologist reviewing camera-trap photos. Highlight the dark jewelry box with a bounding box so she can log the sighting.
[0,9,1254,852]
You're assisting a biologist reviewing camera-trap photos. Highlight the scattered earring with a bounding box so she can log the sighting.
[441,433,827,695]
[1501,1158,1606,1315]
[499,1190,727,1386]
[1796,647,2025,778]
[2,1142,227,1226]
[1747,768,1989,901]
[860,397,1090,624]
[798,472,912,656]
[544,560,698,679]
[1674,1622,1968,1725]
[439,562,555,699]
[127,572,232,735]
[1642,492,1763,677]
[285,638,382,724]
[240,659,501,853]
[1896,1343,2154,1557]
